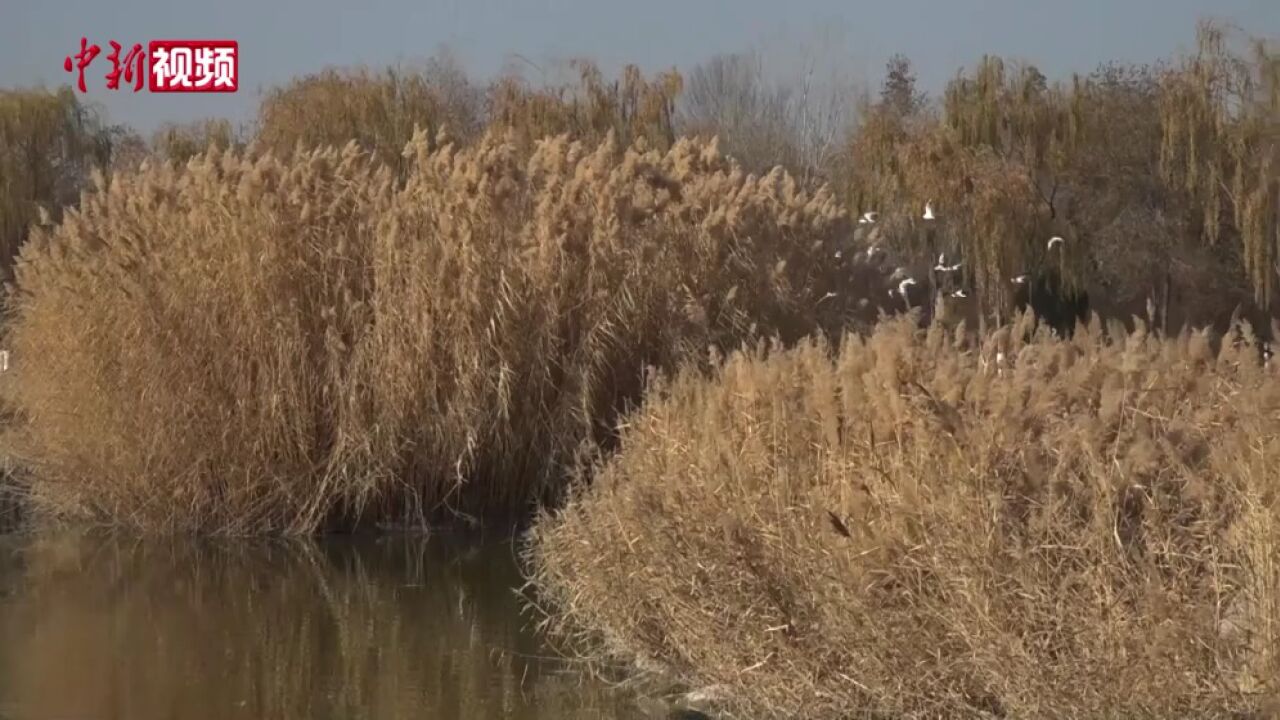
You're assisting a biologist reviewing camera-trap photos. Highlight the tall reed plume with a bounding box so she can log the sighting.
[531,314,1280,719]
[1,128,860,534]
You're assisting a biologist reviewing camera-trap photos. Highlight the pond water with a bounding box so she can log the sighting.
[0,531,649,720]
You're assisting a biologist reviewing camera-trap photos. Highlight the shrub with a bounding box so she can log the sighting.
[0,128,866,534]
[530,315,1280,718]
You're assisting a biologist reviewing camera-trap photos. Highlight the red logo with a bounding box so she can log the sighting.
[106,41,147,92]
[63,37,102,93]
[62,38,238,93]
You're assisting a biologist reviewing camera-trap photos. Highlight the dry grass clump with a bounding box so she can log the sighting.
[1,128,862,534]
[530,314,1280,718]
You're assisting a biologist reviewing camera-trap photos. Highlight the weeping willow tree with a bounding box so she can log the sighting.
[846,27,1277,330]
[1160,20,1280,308]
[940,57,1089,312]
[847,55,1086,319]
[255,66,480,172]
[0,88,116,282]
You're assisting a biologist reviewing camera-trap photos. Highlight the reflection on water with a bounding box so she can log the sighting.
[0,531,644,720]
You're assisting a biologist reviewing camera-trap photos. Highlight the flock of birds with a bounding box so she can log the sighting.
[851,200,1068,311]
[844,201,1276,370]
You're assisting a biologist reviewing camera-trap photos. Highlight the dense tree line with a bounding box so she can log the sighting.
[1,20,1275,333]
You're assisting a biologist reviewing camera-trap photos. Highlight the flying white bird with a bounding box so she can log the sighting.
[951,289,968,298]
[858,211,879,225]
[982,350,1007,377]
[1047,236,1064,250]
[898,277,918,300]
[818,291,839,304]
[1012,275,1029,285]
[934,253,962,272]
[923,201,936,221]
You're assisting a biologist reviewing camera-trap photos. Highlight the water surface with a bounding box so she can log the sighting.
[0,531,646,720]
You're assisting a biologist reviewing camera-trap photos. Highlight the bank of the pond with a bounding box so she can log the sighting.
[529,317,1280,719]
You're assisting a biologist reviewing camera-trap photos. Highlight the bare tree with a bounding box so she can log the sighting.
[678,50,798,172]
[678,42,861,183]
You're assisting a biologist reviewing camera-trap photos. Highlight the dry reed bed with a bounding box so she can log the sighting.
[0,129,866,534]
[530,314,1280,719]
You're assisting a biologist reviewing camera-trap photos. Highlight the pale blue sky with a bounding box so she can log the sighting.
[1,0,1276,133]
